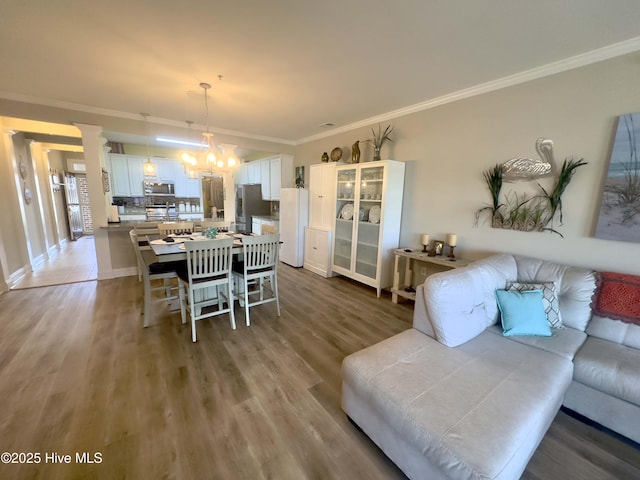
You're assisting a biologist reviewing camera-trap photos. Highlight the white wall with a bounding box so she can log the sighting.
[295,52,640,275]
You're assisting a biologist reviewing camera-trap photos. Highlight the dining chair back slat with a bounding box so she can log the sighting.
[197,220,231,232]
[233,233,281,326]
[179,237,235,341]
[158,222,194,235]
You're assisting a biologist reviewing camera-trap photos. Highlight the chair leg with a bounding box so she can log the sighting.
[273,272,280,317]
[244,277,250,327]
[143,274,153,328]
[189,287,197,342]
[227,281,236,330]
[178,281,187,325]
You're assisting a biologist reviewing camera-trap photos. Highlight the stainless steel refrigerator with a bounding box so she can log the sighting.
[235,184,270,233]
[279,188,309,267]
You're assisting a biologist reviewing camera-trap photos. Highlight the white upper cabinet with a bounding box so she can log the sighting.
[109,154,200,198]
[260,154,293,200]
[154,158,175,181]
[309,162,338,230]
[109,154,144,196]
[247,161,261,184]
[234,164,248,186]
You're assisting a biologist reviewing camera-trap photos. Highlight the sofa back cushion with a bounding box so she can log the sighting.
[514,255,596,332]
[587,316,640,349]
[423,254,517,347]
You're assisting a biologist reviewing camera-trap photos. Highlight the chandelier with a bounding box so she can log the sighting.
[180,82,238,177]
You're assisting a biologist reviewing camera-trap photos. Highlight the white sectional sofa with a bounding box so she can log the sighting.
[342,254,640,479]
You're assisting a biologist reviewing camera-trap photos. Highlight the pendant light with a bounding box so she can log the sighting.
[141,113,156,177]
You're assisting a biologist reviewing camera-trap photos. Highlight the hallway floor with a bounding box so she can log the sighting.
[12,235,97,289]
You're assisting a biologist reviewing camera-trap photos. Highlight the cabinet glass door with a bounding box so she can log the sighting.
[355,165,384,279]
[334,168,356,270]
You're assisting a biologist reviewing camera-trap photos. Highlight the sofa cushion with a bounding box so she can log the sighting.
[507,281,563,328]
[496,289,552,337]
[514,255,596,331]
[587,315,640,350]
[573,336,640,407]
[423,255,517,347]
[486,325,587,360]
[342,328,573,480]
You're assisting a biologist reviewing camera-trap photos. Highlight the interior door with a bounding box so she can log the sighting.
[64,173,83,240]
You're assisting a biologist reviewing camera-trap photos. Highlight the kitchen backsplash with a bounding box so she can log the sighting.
[113,196,202,214]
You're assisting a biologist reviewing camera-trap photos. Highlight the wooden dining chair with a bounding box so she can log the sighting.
[196,220,231,232]
[158,221,194,235]
[132,224,160,281]
[232,233,281,327]
[129,230,181,327]
[177,237,235,342]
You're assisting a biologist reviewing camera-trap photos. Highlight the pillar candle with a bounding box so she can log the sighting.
[421,234,430,246]
[446,234,457,247]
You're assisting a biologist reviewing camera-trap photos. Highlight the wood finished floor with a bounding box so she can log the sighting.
[12,236,97,290]
[0,264,638,479]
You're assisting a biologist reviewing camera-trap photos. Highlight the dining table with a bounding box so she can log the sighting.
[147,232,251,262]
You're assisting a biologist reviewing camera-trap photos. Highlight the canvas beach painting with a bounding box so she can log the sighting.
[595,113,640,243]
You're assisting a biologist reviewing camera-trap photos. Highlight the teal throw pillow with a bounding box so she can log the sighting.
[495,289,552,337]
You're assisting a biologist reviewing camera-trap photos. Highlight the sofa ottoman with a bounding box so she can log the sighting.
[342,328,573,480]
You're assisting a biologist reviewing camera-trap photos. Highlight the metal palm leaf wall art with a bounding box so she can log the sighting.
[475,138,587,236]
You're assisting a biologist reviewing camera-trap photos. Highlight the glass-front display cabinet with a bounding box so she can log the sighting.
[332,160,406,296]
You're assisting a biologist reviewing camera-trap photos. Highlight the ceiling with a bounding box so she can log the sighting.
[2,0,640,148]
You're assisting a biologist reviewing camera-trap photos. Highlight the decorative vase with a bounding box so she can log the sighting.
[373,146,381,161]
[321,152,329,163]
[351,141,360,164]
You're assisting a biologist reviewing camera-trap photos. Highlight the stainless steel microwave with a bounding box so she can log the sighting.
[143,180,175,196]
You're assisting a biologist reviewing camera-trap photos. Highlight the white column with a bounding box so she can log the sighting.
[74,123,113,280]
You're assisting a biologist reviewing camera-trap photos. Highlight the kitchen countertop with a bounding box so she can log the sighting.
[253,215,280,222]
[101,221,160,231]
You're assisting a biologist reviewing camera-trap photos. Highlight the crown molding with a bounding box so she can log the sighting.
[296,35,640,144]
[0,91,295,146]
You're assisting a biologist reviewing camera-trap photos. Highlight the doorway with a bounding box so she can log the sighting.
[201,175,224,219]
[11,235,97,289]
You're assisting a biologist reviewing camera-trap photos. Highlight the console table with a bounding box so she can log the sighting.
[391,249,471,303]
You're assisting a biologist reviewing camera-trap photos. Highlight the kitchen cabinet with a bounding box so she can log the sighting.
[109,153,200,200]
[304,227,333,277]
[247,161,261,184]
[332,160,405,297]
[109,154,144,196]
[260,154,293,200]
[308,162,338,229]
[234,164,248,186]
[155,158,175,181]
[252,216,279,235]
[234,161,260,185]
[173,162,200,198]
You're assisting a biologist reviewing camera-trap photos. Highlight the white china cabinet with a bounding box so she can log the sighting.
[331,160,405,296]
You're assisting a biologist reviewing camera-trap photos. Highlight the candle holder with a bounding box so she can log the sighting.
[447,245,456,260]
[421,234,430,253]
